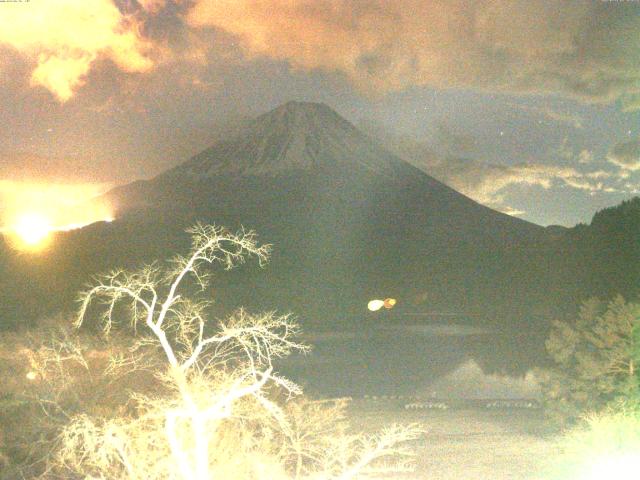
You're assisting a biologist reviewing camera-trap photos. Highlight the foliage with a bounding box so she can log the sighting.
[43,222,421,480]
[538,295,640,426]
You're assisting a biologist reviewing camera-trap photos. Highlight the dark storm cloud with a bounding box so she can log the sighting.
[187,0,640,107]
[2,1,639,107]
[434,123,478,156]
[608,139,640,171]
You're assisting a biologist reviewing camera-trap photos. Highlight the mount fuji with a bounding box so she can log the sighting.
[96,102,562,331]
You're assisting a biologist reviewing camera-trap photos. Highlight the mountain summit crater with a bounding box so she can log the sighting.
[173,101,400,177]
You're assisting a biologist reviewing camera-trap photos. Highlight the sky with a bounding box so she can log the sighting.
[0,0,639,226]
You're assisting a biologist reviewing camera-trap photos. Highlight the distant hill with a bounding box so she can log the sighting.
[564,197,640,302]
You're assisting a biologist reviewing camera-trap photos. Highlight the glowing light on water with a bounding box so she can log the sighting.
[368,299,385,311]
[368,298,397,311]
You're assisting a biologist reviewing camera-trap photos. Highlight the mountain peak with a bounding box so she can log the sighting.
[258,100,340,123]
[278,100,332,113]
[173,101,399,177]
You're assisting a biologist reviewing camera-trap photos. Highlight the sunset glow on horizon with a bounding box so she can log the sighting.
[0,181,115,252]
[12,212,54,250]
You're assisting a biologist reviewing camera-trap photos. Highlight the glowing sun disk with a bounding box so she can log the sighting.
[14,213,53,247]
[0,181,116,252]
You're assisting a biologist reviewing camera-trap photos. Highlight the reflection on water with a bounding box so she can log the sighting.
[281,324,545,397]
[426,359,541,400]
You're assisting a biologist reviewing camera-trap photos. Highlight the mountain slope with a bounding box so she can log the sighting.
[98,102,561,332]
[110,101,540,237]
[177,101,399,176]
[564,197,640,302]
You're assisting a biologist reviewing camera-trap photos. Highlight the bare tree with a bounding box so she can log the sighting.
[51,223,420,480]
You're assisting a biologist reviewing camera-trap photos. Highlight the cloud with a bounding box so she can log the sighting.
[362,121,613,214]
[578,149,593,164]
[29,56,93,102]
[440,158,625,208]
[586,170,612,180]
[607,139,640,171]
[434,123,477,156]
[137,0,167,14]
[554,140,596,167]
[557,137,574,161]
[498,206,526,217]
[423,157,631,203]
[514,103,584,129]
[624,183,640,194]
[5,0,639,107]
[0,0,154,102]
[408,154,603,206]
[186,0,640,106]
[538,107,583,129]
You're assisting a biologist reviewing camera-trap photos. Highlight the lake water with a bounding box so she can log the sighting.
[280,324,545,397]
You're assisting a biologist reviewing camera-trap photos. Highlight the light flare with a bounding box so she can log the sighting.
[0,181,115,252]
[13,213,54,248]
[577,453,640,480]
[367,299,385,312]
[384,298,397,309]
[368,298,397,312]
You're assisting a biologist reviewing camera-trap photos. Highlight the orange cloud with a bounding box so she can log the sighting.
[138,0,167,13]
[186,0,640,105]
[30,55,92,102]
[0,0,154,102]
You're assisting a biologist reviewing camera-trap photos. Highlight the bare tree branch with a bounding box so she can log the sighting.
[49,223,420,480]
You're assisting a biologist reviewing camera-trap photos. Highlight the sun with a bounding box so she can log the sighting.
[12,212,54,249]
